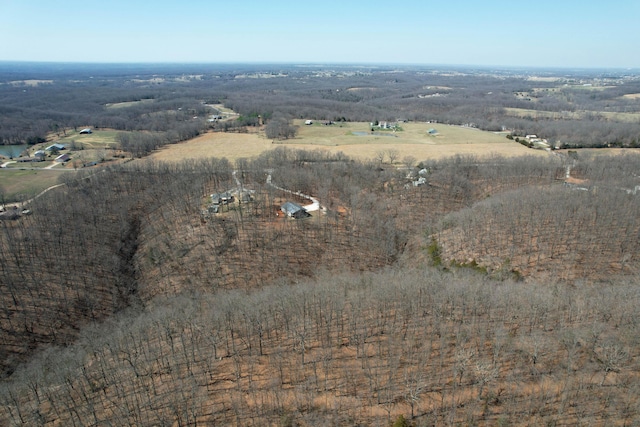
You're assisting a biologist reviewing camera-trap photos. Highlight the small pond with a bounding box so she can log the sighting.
[0,144,29,158]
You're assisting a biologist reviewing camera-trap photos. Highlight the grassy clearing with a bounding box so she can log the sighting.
[1,129,126,198]
[55,129,121,148]
[0,169,68,202]
[148,121,537,164]
[105,99,154,109]
[4,161,52,169]
[504,107,640,123]
[296,120,509,145]
[207,104,239,116]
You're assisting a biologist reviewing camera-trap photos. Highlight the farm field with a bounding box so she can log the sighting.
[504,107,640,123]
[149,121,538,163]
[54,129,120,148]
[0,169,66,203]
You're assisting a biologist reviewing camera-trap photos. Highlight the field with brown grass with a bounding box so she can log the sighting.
[504,107,640,124]
[148,121,538,164]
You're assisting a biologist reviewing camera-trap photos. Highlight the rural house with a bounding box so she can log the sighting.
[211,192,234,205]
[281,202,311,219]
[45,143,66,152]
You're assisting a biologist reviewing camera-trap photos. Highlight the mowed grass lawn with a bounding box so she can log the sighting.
[149,120,539,164]
[55,129,120,149]
[0,169,68,202]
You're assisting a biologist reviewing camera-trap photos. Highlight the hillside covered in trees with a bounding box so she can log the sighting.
[1,63,640,426]
[2,148,640,425]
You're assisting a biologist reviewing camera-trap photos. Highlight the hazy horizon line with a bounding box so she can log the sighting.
[1,60,639,73]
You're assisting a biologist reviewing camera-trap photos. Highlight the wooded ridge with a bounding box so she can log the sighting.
[1,63,640,426]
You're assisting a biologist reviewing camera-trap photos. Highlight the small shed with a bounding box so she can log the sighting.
[281,202,310,219]
[79,128,93,134]
[55,153,70,163]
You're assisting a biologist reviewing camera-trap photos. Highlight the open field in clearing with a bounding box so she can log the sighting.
[0,169,67,201]
[504,107,640,123]
[105,98,154,109]
[7,79,53,86]
[623,93,640,99]
[148,121,539,163]
[55,129,120,148]
[207,103,239,116]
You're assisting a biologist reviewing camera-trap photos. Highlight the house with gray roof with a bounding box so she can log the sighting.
[281,201,310,219]
[45,143,66,152]
[211,192,234,205]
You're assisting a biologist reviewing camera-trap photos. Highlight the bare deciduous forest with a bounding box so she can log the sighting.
[1,63,640,426]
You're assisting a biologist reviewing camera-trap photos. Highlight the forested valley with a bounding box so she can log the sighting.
[1,63,640,426]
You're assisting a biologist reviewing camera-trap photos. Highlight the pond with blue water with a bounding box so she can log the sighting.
[0,144,29,158]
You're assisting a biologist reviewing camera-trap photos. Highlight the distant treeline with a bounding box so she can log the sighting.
[1,64,640,148]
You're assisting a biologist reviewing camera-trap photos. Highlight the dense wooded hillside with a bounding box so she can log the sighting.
[2,64,640,426]
[2,147,640,425]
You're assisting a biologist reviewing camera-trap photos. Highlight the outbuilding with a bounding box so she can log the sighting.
[281,201,311,219]
[45,143,66,152]
[55,153,70,163]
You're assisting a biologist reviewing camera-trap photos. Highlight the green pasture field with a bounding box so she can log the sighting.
[0,169,69,202]
[55,129,120,148]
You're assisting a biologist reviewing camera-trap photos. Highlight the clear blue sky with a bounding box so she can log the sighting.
[1,0,638,68]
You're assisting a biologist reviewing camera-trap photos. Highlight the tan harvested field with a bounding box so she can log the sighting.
[105,98,154,109]
[504,107,640,123]
[149,121,539,163]
[623,93,640,99]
